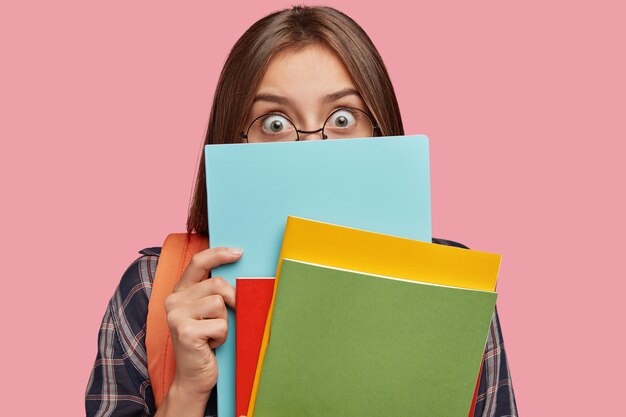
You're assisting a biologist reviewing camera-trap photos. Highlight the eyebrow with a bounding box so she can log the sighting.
[321,88,362,104]
[252,88,361,105]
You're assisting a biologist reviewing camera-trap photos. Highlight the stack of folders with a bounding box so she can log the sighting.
[236,216,501,417]
[204,135,500,417]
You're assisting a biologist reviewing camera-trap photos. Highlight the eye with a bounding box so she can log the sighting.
[261,114,291,134]
[327,109,357,129]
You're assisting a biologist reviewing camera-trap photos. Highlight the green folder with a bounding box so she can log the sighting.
[253,259,497,417]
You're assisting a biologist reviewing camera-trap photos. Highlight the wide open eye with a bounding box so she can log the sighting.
[324,108,375,139]
[246,113,296,142]
[261,114,291,134]
[326,109,357,130]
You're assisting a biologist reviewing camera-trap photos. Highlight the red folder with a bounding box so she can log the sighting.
[235,278,275,417]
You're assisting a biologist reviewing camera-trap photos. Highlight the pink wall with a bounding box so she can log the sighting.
[2,1,624,415]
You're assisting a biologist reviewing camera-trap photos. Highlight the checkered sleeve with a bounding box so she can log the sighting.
[85,250,160,417]
[473,306,518,417]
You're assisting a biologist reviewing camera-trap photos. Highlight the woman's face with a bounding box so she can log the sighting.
[244,44,374,142]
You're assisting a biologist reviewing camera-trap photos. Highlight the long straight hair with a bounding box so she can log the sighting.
[187,5,404,234]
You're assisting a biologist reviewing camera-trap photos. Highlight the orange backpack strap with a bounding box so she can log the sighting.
[146,233,209,408]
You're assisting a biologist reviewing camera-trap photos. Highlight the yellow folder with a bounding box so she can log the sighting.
[247,216,501,416]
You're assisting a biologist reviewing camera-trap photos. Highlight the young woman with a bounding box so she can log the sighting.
[86,6,517,417]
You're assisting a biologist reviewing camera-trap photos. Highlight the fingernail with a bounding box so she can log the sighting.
[229,247,243,256]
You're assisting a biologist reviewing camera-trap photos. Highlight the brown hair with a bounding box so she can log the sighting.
[187,5,404,234]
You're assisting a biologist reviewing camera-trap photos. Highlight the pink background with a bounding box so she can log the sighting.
[1,1,624,415]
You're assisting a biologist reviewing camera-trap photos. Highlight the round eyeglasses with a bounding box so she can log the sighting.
[241,107,379,143]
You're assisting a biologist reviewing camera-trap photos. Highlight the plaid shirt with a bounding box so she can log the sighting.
[86,240,518,417]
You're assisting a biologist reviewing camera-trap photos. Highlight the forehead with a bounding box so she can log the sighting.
[257,44,356,96]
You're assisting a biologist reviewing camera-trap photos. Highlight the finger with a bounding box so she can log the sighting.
[210,277,236,309]
[174,277,235,302]
[174,318,228,349]
[175,247,243,290]
[180,295,228,321]
[168,276,236,312]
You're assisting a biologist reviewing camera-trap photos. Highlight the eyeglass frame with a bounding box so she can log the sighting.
[240,106,379,143]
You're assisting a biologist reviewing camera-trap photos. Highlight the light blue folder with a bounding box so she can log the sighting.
[204,135,431,417]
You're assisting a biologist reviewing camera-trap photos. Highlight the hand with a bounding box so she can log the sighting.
[164,247,242,397]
